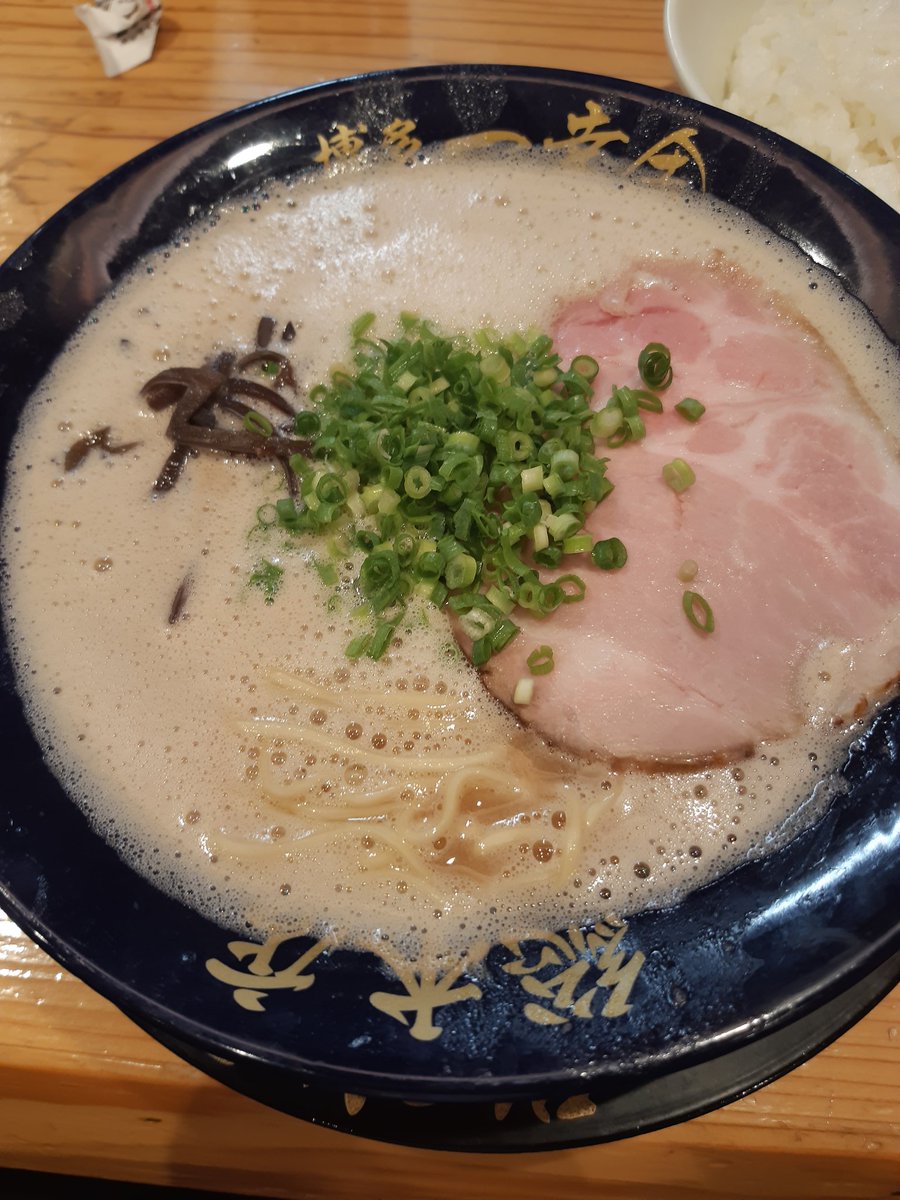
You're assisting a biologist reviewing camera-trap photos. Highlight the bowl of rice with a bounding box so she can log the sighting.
[663,0,900,211]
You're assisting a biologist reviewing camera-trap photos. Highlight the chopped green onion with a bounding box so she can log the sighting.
[546,511,581,541]
[377,487,401,515]
[481,353,510,382]
[556,573,587,603]
[486,584,515,615]
[591,407,623,439]
[533,366,559,388]
[631,389,664,414]
[490,618,519,652]
[550,448,580,478]
[527,645,555,675]
[542,472,564,498]
[248,559,284,603]
[539,582,564,612]
[313,558,338,586]
[345,633,372,659]
[275,497,303,531]
[638,342,673,390]
[562,533,593,555]
[294,411,321,436]
[516,580,543,611]
[243,410,274,437]
[623,413,646,441]
[288,453,308,479]
[445,553,477,590]
[471,635,493,666]
[350,311,376,340]
[446,431,480,453]
[683,590,715,633]
[513,677,534,705]
[368,619,399,659]
[591,537,628,570]
[459,607,496,641]
[393,532,418,566]
[520,465,544,493]
[395,369,418,393]
[262,314,655,661]
[359,550,401,611]
[315,472,347,505]
[571,355,599,381]
[675,396,706,422]
[416,550,443,579]
[255,503,277,529]
[662,458,696,493]
[403,466,432,498]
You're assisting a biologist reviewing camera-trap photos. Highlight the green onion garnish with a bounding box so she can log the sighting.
[662,458,696,493]
[294,411,321,436]
[638,342,673,390]
[490,618,519,652]
[313,558,338,586]
[255,503,277,529]
[682,590,715,633]
[445,553,477,591]
[556,573,587,603]
[250,320,703,667]
[350,311,376,340]
[345,632,371,659]
[471,634,493,666]
[527,645,555,675]
[591,537,628,570]
[367,618,399,660]
[248,559,284,604]
[675,396,706,422]
[562,533,593,555]
[571,355,599,381]
[263,315,689,661]
[243,410,274,437]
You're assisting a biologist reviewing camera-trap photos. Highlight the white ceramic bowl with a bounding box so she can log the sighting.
[663,0,761,105]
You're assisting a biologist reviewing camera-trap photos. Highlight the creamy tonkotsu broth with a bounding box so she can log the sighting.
[3,147,898,963]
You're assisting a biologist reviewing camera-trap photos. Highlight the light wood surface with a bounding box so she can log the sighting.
[1,2,898,1196]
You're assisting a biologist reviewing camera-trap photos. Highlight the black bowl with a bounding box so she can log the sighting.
[0,66,898,1147]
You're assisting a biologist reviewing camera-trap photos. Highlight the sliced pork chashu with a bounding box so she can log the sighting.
[478,261,900,764]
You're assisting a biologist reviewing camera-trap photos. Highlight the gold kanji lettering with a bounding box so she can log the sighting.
[313,122,369,165]
[543,100,630,157]
[628,127,707,190]
[381,118,422,158]
[369,962,482,1041]
[502,919,645,1024]
[206,933,328,1012]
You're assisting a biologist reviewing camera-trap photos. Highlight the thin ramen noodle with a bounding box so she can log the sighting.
[2,146,898,965]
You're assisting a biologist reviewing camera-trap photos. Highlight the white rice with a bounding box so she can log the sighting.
[723,0,900,212]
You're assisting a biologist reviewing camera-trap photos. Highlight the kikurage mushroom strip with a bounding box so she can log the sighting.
[140,340,311,495]
[64,426,141,473]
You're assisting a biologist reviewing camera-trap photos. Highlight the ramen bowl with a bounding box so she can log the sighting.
[0,66,898,1150]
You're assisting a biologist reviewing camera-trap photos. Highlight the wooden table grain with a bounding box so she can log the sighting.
[0,2,898,1196]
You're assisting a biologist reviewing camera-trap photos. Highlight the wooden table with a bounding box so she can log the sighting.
[0,3,897,1196]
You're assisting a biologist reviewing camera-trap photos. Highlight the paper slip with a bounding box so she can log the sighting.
[75,0,163,78]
